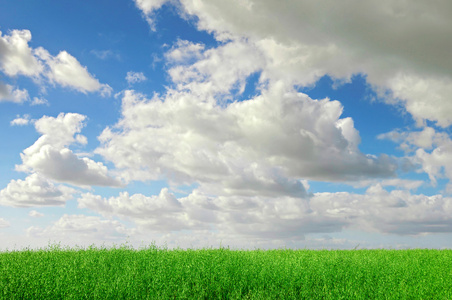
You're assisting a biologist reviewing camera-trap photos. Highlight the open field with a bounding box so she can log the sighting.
[1,244,451,299]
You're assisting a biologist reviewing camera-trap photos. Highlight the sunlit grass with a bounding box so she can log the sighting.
[1,242,451,299]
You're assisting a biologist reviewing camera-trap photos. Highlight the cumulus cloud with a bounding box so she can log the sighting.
[95,37,397,201]
[0,173,75,207]
[16,113,122,187]
[126,71,147,84]
[97,83,395,194]
[0,29,43,77]
[136,0,452,127]
[0,29,111,99]
[10,114,31,126]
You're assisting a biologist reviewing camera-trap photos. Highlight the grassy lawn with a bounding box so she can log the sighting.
[0,243,451,299]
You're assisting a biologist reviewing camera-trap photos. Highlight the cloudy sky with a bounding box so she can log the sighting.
[1,0,452,251]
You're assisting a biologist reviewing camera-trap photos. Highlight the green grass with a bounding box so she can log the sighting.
[1,243,451,299]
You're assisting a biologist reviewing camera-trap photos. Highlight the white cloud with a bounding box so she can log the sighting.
[385,74,452,127]
[0,218,10,228]
[167,40,264,97]
[97,83,395,193]
[125,71,147,84]
[379,127,452,188]
[16,113,123,187]
[378,127,451,152]
[27,214,134,243]
[37,49,112,96]
[0,29,111,99]
[165,40,205,63]
[0,173,75,207]
[0,29,43,77]
[31,97,48,106]
[78,188,338,238]
[29,210,44,217]
[10,114,31,126]
[0,82,29,103]
[79,188,191,231]
[136,0,452,127]
[134,0,169,14]
[311,185,452,236]
[78,183,452,243]
[133,0,170,29]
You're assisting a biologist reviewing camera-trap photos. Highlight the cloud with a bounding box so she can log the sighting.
[31,97,48,106]
[78,183,452,243]
[0,29,43,77]
[90,49,121,61]
[27,214,134,242]
[167,40,264,97]
[29,210,44,217]
[126,71,147,84]
[0,29,111,99]
[0,173,75,207]
[97,83,395,193]
[165,40,205,63]
[0,218,10,228]
[136,0,452,127]
[78,188,341,238]
[350,178,424,191]
[10,114,31,126]
[379,127,452,188]
[16,113,123,187]
[133,0,170,29]
[378,127,450,152]
[95,38,397,200]
[312,184,452,235]
[0,82,29,103]
[36,49,112,96]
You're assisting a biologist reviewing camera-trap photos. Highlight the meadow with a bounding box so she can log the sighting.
[0,243,451,299]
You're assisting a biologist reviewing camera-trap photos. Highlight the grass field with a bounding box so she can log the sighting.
[0,243,451,299]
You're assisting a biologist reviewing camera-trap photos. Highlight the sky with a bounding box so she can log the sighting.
[1,0,452,251]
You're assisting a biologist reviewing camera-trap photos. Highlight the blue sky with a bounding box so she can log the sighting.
[1,0,452,251]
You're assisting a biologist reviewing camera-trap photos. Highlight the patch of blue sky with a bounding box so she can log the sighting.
[300,74,411,156]
[91,179,169,199]
[171,183,200,198]
[231,71,262,103]
[307,181,368,195]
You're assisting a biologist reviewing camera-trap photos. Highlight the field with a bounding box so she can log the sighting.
[1,243,451,299]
